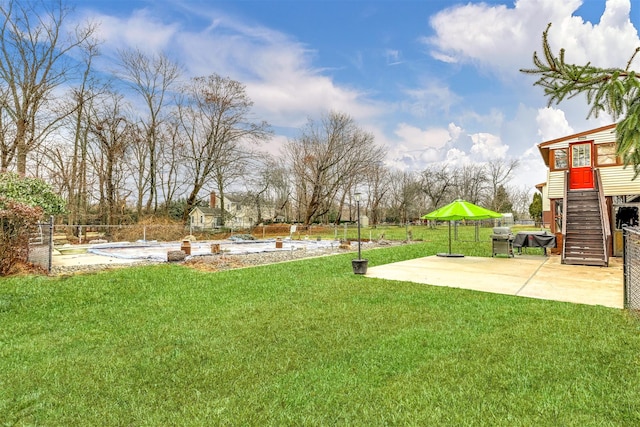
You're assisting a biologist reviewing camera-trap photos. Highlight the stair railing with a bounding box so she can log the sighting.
[562,170,568,264]
[594,168,610,266]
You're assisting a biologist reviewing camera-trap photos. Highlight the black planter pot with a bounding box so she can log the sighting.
[352,259,369,275]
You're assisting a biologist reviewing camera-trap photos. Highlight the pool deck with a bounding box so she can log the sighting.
[365,254,624,309]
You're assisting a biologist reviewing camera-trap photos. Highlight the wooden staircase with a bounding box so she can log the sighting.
[563,189,608,266]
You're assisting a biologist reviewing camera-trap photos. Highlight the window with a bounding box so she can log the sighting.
[571,144,591,167]
[596,143,619,166]
[552,148,568,170]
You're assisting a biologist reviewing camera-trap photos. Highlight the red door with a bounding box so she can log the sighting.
[569,142,594,190]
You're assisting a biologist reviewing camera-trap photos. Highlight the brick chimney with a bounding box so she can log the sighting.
[210,192,217,208]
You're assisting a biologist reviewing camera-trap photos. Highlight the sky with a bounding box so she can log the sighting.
[71,0,640,192]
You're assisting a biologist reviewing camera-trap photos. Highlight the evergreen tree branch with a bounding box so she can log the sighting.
[521,23,639,121]
[521,23,640,174]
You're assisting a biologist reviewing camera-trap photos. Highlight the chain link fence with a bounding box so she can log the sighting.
[27,216,54,273]
[623,227,640,313]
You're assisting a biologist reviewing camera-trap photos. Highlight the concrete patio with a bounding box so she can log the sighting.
[365,254,624,308]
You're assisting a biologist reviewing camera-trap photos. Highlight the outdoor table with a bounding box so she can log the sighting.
[513,231,556,255]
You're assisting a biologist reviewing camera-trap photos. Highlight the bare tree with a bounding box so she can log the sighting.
[0,0,97,174]
[453,164,488,204]
[487,158,519,211]
[241,155,289,225]
[87,92,132,227]
[156,116,187,214]
[285,111,386,225]
[117,48,181,214]
[509,184,534,219]
[420,163,456,211]
[40,140,73,203]
[177,74,271,221]
[363,162,389,226]
[35,38,104,228]
[262,157,292,222]
[0,89,16,170]
[211,138,258,225]
[387,170,421,223]
[65,40,103,225]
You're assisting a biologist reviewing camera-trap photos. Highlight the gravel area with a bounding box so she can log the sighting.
[50,240,402,275]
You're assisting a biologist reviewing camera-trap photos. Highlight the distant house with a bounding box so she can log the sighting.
[189,206,226,230]
[537,123,640,265]
[188,192,276,230]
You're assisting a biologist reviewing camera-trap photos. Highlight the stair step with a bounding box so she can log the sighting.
[564,243,604,248]
[564,238,604,244]
[565,250,605,257]
[566,209,600,214]
[563,257,608,267]
[566,218,601,222]
[566,211,600,215]
[567,198,598,202]
[565,245,604,251]
[564,245,604,251]
[566,227,602,231]
[566,212,601,215]
[565,233,603,239]
[566,212,600,215]
[565,236,602,242]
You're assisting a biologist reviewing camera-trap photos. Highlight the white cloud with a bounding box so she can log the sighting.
[173,15,384,126]
[86,9,180,56]
[395,123,451,149]
[547,0,640,67]
[403,82,461,117]
[445,148,470,165]
[448,123,463,141]
[384,122,465,171]
[426,0,640,79]
[535,107,574,141]
[78,5,382,130]
[513,154,548,188]
[470,133,509,160]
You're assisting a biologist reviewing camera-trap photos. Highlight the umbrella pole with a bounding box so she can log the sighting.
[448,221,452,254]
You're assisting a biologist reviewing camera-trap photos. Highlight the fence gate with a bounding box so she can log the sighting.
[28,216,54,273]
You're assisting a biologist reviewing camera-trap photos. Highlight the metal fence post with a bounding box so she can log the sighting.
[48,216,54,273]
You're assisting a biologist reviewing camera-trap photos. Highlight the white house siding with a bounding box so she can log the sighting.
[547,170,566,199]
[541,184,550,211]
[599,166,640,195]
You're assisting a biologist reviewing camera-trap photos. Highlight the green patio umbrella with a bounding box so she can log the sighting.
[422,199,502,257]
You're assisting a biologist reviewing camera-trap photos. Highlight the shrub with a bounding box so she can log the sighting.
[0,197,43,275]
[0,172,65,215]
[0,173,63,275]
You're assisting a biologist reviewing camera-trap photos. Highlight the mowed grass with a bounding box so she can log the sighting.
[2,226,639,425]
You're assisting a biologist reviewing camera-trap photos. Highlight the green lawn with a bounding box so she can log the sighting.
[304,222,549,254]
[1,226,639,425]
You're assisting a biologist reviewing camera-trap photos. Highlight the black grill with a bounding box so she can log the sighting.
[491,227,514,257]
